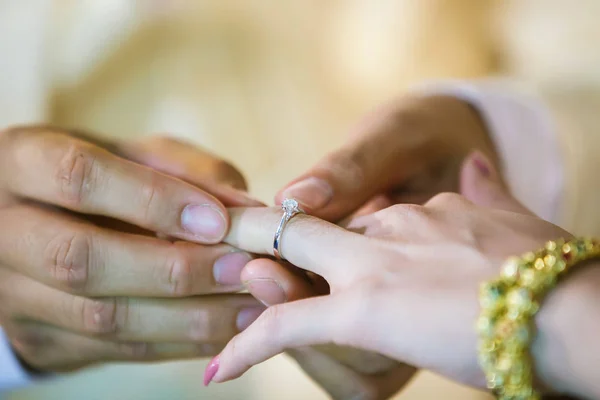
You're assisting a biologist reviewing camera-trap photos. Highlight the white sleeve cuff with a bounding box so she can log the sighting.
[0,328,31,393]
[415,79,564,224]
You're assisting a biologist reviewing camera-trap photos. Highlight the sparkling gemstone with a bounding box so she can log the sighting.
[282,198,300,214]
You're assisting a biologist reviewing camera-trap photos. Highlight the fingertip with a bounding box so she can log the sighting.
[210,350,246,384]
[203,355,221,386]
[459,150,498,197]
[242,258,318,304]
[280,177,334,212]
[180,203,229,244]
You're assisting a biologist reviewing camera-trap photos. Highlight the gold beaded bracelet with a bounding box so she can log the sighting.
[477,237,600,399]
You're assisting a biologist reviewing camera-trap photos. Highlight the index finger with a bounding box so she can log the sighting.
[0,128,228,243]
[224,207,369,282]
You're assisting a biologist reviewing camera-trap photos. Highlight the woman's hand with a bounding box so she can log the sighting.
[240,233,414,400]
[0,125,267,372]
[209,154,598,398]
[260,95,498,399]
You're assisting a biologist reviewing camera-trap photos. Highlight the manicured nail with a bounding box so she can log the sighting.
[181,204,227,241]
[245,278,287,306]
[236,306,265,331]
[472,153,492,177]
[213,252,253,286]
[203,355,220,386]
[282,177,333,210]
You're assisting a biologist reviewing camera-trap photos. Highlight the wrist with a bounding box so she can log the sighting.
[534,260,600,398]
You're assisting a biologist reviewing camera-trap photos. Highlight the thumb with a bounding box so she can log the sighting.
[276,109,420,221]
[460,151,533,215]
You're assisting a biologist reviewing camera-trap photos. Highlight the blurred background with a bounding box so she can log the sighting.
[2,0,600,399]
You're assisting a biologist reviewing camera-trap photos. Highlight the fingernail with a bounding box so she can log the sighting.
[283,177,333,210]
[203,355,220,386]
[181,204,227,241]
[472,152,492,177]
[244,278,287,306]
[213,252,253,286]
[236,306,265,331]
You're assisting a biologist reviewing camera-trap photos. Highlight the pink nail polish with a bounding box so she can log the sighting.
[203,355,220,386]
[472,154,491,177]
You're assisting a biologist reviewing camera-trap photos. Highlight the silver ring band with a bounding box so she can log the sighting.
[273,198,304,260]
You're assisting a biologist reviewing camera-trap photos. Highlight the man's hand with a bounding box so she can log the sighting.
[0,126,265,372]
[277,95,498,220]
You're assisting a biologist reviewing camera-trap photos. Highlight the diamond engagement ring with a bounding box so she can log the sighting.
[273,198,305,260]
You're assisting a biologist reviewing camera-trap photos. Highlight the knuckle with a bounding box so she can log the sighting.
[79,297,117,334]
[55,143,99,208]
[378,203,428,224]
[138,175,164,224]
[388,203,424,215]
[165,247,193,296]
[426,192,466,208]
[44,232,91,290]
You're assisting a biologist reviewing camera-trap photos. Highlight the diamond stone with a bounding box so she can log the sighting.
[282,198,300,214]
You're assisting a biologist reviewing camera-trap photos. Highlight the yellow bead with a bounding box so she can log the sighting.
[476,316,495,336]
[523,252,536,263]
[487,374,505,389]
[505,324,531,349]
[480,282,506,313]
[507,288,533,310]
[543,254,556,268]
[518,268,536,286]
[496,354,513,372]
[551,259,566,273]
[545,241,557,251]
[533,258,545,271]
[501,257,521,283]
[563,243,577,259]
[478,351,497,369]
